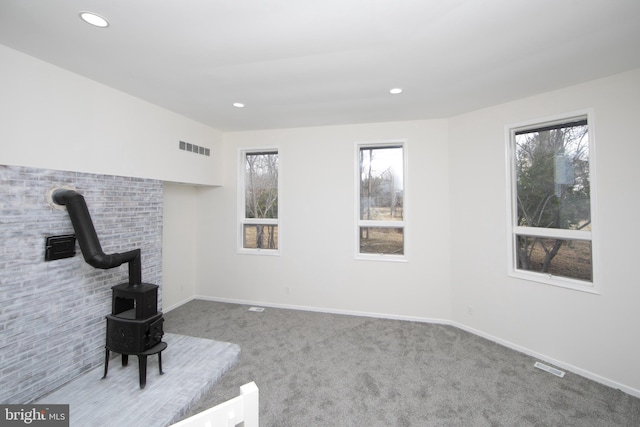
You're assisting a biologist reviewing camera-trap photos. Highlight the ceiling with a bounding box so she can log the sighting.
[1,1,640,132]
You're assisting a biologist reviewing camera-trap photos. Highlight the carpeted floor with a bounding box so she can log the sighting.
[165,299,640,427]
[35,333,240,427]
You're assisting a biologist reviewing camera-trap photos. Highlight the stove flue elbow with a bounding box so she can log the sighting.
[51,188,142,285]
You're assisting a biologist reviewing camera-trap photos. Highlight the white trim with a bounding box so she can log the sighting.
[355,253,409,263]
[354,140,408,261]
[513,226,591,241]
[170,382,259,427]
[585,110,601,292]
[237,246,281,256]
[505,109,599,292]
[196,295,448,324]
[192,295,640,399]
[237,147,280,256]
[509,269,600,294]
[359,220,404,228]
[163,295,197,313]
[452,321,639,399]
[241,218,278,225]
[506,110,592,134]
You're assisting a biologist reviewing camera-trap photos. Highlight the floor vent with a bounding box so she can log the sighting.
[248,307,265,312]
[534,361,565,378]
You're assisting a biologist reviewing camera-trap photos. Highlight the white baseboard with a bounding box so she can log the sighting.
[188,295,640,399]
[194,295,450,325]
[163,296,197,313]
[451,321,640,399]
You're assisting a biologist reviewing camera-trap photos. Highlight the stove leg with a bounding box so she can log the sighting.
[158,350,164,375]
[102,348,110,379]
[122,354,129,367]
[138,354,148,389]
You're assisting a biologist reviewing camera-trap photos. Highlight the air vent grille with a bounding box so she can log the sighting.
[179,141,210,156]
[534,361,565,377]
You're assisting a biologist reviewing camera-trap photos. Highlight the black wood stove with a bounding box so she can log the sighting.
[104,282,166,388]
[52,189,166,389]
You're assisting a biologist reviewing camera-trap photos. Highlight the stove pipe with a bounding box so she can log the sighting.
[52,189,142,286]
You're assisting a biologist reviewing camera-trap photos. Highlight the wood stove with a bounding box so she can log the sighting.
[104,282,166,388]
[52,189,167,389]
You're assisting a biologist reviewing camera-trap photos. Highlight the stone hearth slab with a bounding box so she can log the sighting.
[35,333,240,427]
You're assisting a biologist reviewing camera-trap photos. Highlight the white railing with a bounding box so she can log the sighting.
[170,382,259,427]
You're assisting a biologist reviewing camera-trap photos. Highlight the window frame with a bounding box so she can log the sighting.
[237,147,280,256]
[355,140,408,262]
[505,110,599,293]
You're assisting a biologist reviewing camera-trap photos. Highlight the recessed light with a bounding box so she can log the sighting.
[79,12,109,28]
[389,88,403,95]
[233,103,245,108]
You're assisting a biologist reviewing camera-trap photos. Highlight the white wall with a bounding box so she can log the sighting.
[194,69,640,396]
[0,44,223,186]
[4,42,639,396]
[0,44,223,316]
[448,69,640,395]
[197,120,452,321]
[163,182,199,310]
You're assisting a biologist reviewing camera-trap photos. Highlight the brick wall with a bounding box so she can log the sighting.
[0,165,163,403]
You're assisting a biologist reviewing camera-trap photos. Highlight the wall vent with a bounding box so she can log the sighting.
[179,140,210,156]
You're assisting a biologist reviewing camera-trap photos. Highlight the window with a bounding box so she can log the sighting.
[356,142,406,259]
[507,112,597,291]
[239,149,279,253]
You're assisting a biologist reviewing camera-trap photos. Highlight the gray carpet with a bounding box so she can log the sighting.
[165,300,640,427]
[35,333,240,427]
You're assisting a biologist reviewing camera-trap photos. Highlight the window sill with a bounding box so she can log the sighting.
[237,248,280,256]
[509,270,600,294]
[355,254,408,263]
